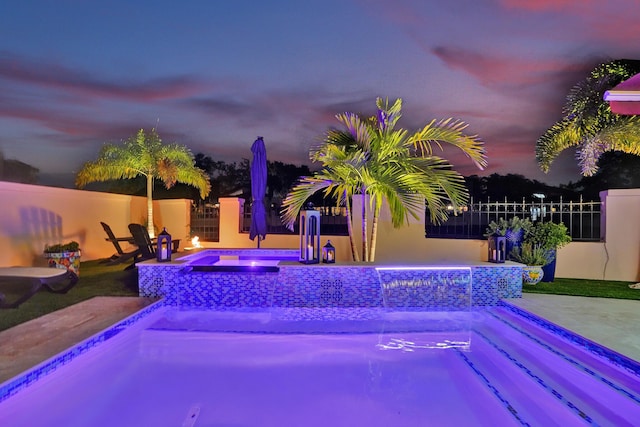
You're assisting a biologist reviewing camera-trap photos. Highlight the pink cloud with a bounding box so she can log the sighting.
[499,0,640,44]
[0,52,210,102]
[430,46,587,89]
[499,0,591,12]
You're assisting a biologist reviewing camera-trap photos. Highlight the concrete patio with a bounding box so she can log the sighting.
[506,293,640,363]
[0,294,638,384]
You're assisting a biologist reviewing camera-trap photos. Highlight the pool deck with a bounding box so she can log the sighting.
[506,294,640,363]
[0,294,638,384]
[0,297,155,384]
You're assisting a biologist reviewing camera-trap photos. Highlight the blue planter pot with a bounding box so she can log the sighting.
[541,249,557,282]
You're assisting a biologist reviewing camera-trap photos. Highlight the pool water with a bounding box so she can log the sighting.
[1,305,639,426]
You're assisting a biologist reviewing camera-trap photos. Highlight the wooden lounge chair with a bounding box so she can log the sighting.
[100,222,140,269]
[127,224,181,264]
[127,223,157,262]
[0,267,79,309]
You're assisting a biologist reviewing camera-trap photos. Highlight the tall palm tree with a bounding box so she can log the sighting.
[536,59,640,176]
[280,98,486,262]
[76,128,211,237]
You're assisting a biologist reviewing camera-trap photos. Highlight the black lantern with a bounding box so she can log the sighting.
[322,240,336,263]
[488,233,506,263]
[299,203,320,264]
[157,227,172,262]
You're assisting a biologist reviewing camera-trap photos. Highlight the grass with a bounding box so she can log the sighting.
[524,277,640,299]
[1,261,639,333]
[0,260,138,332]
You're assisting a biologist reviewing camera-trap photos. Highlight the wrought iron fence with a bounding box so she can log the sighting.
[189,201,349,242]
[191,196,602,243]
[240,203,349,236]
[190,202,220,241]
[425,196,602,241]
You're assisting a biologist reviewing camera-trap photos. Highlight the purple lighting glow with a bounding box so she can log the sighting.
[1,305,639,426]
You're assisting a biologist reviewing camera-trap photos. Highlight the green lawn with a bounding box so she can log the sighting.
[1,261,639,333]
[523,277,640,300]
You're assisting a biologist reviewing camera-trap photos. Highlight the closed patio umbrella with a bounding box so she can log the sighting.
[249,137,267,247]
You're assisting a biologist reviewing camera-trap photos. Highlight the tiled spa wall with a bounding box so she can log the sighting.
[138,263,522,310]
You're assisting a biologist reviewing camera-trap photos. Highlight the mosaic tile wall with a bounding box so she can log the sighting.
[138,263,522,310]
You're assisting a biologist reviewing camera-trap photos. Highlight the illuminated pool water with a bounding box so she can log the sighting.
[1,303,639,426]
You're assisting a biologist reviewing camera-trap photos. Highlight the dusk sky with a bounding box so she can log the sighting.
[1,0,640,187]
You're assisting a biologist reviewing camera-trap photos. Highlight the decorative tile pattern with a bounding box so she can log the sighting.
[470,265,522,305]
[275,266,382,307]
[177,271,276,309]
[140,253,523,310]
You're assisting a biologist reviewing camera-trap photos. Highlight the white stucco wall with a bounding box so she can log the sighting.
[0,182,190,267]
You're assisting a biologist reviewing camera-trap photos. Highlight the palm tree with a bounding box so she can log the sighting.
[280,98,486,262]
[76,128,211,237]
[536,59,640,176]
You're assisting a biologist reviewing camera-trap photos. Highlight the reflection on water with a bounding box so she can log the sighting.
[377,337,471,352]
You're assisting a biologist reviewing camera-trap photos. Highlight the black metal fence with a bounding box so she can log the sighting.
[190,201,349,242]
[191,196,602,242]
[425,196,602,241]
[190,203,220,241]
[240,203,350,236]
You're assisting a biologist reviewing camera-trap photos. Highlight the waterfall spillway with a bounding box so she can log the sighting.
[376,267,472,312]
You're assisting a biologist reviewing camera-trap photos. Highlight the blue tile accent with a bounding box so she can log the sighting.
[473,329,597,424]
[499,301,640,379]
[0,300,165,404]
[456,350,531,426]
[487,308,640,405]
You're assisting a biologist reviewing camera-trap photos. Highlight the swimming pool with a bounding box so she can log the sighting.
[1,303,639,426]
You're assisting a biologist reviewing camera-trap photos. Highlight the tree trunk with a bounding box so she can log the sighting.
[369,201,380,262]
[344,191,359,262]
[361,190,369,262]
[147,175,155,238]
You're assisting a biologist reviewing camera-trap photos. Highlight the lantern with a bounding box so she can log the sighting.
[299,204,320,264]
[322,240,336,263]
[157,227,172,262]
[488,233,506,263]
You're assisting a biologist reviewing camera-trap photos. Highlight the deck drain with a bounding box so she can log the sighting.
[182,404,200,427]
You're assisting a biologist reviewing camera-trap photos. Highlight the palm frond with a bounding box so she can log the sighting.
[407,118,487,169]
[535,119,583,172]
[279,176,335,230]
[536,59,640,174]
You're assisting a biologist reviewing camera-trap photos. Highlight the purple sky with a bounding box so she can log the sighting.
[1,0,640,187]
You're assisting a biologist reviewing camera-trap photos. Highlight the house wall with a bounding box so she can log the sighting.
[2,182,639,282]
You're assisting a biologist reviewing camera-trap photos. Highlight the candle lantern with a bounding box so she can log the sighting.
[299,204,320,264]
[487,233,506,263]
[322,240,336,264]
[157,227,172,262]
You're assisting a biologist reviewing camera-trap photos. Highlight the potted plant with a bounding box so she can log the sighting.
[484,217,533,257]
[44,241,81,276]
[508,242,548,285]
[528,222,571,282]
